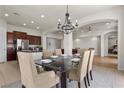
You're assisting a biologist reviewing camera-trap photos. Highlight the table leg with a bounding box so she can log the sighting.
[61,71,67,88]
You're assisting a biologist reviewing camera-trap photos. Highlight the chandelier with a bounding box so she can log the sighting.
[57,5,79,34]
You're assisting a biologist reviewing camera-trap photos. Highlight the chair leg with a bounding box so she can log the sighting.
[56,83,59,88]
[90,70,93,80]
[87,73,90,86]
[84,77,87,88]
[69,79,72,82]
[22,84,25,88]
[78,82,81,88]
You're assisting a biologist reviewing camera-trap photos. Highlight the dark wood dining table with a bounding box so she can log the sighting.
[35,55,76,88]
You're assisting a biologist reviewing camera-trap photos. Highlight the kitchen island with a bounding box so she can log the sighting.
[18,50,43,60]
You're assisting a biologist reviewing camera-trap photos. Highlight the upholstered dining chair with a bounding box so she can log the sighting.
[68,50,90,88]
[77,48,88,56]
[54,49,62,56]
[86,49,95,86]
[42,49,53,59]
[17,52,59,88]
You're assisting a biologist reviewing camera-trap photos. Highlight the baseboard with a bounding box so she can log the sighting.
[118,66,124,71]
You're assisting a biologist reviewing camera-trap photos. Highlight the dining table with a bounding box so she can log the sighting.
[35,54,80,88]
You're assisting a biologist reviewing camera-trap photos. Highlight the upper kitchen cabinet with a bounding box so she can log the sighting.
[7,32,14,44]
[13,31,27,39]
[35,36,41,45]
[27,35,41,45]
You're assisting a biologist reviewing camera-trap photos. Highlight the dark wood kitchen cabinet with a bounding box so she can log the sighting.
[13,31,27,39]
[7,32,14,44]
[27,35,41,45]
[35,36,41,45]
[7,32,16,61]
[7,45,16,61]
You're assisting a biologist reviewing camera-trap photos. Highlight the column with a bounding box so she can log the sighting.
[118,7,124,70]
[0,18,7,62]
[100,34,105,57]
[104,34,108,56]
[63,33,73,55]
[42,34,47,49]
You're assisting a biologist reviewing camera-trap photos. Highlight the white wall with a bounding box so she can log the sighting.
[73,36,100,55]
[7,24,42,36]
[46,37,61,51]
[42,33,63,49]
[0,18,7,62]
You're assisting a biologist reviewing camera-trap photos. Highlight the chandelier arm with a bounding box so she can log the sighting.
[57,5,79,34]
[67,5,68,13]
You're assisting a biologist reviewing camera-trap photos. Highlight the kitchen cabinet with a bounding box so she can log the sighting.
[14,31,27,39]
[7,32,16,61]
[27,35,41,45]
[7,45,16,61]
[7,32,14,44]
[35,36,41,45]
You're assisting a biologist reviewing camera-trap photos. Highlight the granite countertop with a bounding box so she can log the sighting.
[18,50,42,52]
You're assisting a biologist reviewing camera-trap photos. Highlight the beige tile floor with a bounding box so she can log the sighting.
[2,56,124,88]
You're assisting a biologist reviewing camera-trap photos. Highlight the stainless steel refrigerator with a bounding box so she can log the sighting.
[16,39,29,51]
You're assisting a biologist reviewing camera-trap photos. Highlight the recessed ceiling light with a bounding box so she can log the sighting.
[31,21,34,23]
[36,27,39,29]
[106,22,110,25]
[41,15,45,18]
[23,23,26,26]
[4,13,9,17]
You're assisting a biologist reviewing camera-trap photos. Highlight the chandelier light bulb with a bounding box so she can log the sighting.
[58,19,61,22]
[76,19,78,23]
[68,17,71,19]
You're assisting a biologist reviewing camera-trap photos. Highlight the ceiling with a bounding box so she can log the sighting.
[0,5,117,32]
[76,20,118,33]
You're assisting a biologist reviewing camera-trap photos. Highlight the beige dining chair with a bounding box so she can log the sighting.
[77,48,88,55]
[43,49,53,59]
[54,49,62,56]
[68,50,90,88]
[17,52,59,88]
[86,48,95,86]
